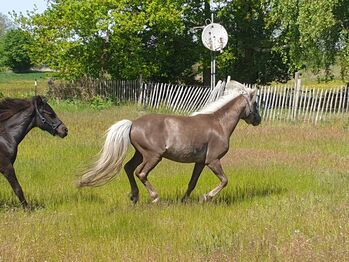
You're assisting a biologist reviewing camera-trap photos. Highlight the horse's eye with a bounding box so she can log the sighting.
[43,110,55,118]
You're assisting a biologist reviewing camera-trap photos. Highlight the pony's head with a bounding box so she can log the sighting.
[240,88,261,126]
[33,96,68,138]
[225,81,261,126]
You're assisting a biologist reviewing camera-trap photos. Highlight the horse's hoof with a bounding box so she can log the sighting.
[151,197,160,204]
[201,194,211,203]
[129,194,139,204]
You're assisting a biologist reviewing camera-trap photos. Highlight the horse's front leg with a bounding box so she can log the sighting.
[1,161,29,209]
[203,159,228,202]
[181,162,205,202]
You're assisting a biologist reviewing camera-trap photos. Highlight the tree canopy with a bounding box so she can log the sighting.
[14,0,349,83]
[2,28,33,72]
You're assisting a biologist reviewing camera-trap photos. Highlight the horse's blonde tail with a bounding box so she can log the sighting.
[78,119,132,187]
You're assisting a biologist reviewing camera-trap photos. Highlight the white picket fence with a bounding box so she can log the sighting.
[91,78,349,124]
[255,84,349,124]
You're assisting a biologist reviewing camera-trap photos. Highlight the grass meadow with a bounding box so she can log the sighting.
[0,73,348,261]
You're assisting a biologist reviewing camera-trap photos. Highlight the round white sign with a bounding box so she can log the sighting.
[201,23,228,52]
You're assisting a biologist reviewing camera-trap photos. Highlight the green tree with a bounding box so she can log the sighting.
[267,0,349,81]
[16,0,198,82]
[214,0,289,84]
[2,29,33,72]
[0,13,14,69]
[0,13,13,37]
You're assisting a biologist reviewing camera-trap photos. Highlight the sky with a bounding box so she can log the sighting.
[0,0,48,16]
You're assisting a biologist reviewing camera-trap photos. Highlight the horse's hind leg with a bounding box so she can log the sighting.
[1,161,29,209]
[124,150,142,204]
[134,156,161,203]
[203,159,228,202]
[181,162,205,202]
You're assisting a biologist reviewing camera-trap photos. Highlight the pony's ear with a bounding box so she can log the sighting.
[33,96,44,107]
[250,88,257,103]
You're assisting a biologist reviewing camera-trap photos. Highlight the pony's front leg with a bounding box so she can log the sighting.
[135,157,161,203]
[1,161,29,209]
[181,162,205,202]
[203,159,228,202]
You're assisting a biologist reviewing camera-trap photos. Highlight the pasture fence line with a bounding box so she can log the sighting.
[254,84,349,124]
[49,78,349,124]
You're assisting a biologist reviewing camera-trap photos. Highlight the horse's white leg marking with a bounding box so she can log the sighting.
[203,160,228,201]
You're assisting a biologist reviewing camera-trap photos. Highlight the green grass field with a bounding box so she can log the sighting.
[0,73,348,261]
[0,102,348,261]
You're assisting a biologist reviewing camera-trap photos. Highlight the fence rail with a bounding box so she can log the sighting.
[50,78,349,124]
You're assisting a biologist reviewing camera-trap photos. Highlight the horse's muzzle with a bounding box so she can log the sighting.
[252,113,262,126]
[56,124,68,138]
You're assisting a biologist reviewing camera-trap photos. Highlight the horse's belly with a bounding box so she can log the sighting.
[163,145,206,163]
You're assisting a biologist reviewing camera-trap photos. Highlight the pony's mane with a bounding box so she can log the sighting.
[0,98,32,122]
[191,81,248,116]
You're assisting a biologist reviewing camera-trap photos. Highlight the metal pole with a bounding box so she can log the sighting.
[210,13,215,90]
[211,51,216,90]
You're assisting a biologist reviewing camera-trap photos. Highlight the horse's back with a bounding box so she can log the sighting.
[130,113,220,163]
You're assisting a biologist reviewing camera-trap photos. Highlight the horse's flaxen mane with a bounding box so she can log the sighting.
[0,98,32,123]
[191,81,249,116]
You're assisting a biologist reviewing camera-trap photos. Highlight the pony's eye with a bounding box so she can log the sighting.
[43,110,55,118]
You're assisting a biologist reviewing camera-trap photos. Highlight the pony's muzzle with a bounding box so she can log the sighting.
[56,124,68,138]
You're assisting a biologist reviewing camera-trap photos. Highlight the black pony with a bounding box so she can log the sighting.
[0,96,68,209]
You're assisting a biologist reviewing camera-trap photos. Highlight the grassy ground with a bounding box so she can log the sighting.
[0,72,348,261]
[0,100,348,261]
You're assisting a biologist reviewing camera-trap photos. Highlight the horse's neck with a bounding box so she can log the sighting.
[3,108,35,145]
[215,96,246,136]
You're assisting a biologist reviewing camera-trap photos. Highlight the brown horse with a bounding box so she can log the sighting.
[78,81,261,203]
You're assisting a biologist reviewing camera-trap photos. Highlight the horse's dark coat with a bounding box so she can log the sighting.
[0,96,67,209]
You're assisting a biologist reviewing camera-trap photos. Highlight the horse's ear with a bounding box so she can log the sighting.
[250,88,257,102]
[33,96,44,107]
[41,96,48,103]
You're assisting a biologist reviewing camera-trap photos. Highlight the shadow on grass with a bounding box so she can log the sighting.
[215,185,286,205]
[0,191,106,211]
[159,185,287,206]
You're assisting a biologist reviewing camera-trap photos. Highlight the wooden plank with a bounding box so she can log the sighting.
[286,87,294,122]
[269,86,277,122]
[338,86,343,114]
[309,89,319,123]
[319,89,328,122]
[315,89,324,124]
[261,86,270,120]
[303,89,313,122]
[279,86,287,121]
[345,85,349,113]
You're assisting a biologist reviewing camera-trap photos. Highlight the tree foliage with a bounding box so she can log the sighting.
[2,29,33,72]
[16,0,197,81]
[215,0,289,84]
[267,0,349,81]
[14,0,349,83]
[0,13,15,69]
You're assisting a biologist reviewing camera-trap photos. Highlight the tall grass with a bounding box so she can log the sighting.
[0,102,348,261]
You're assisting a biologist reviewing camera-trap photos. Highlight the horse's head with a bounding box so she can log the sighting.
[241,88,261,126]
[33,96,68,138]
